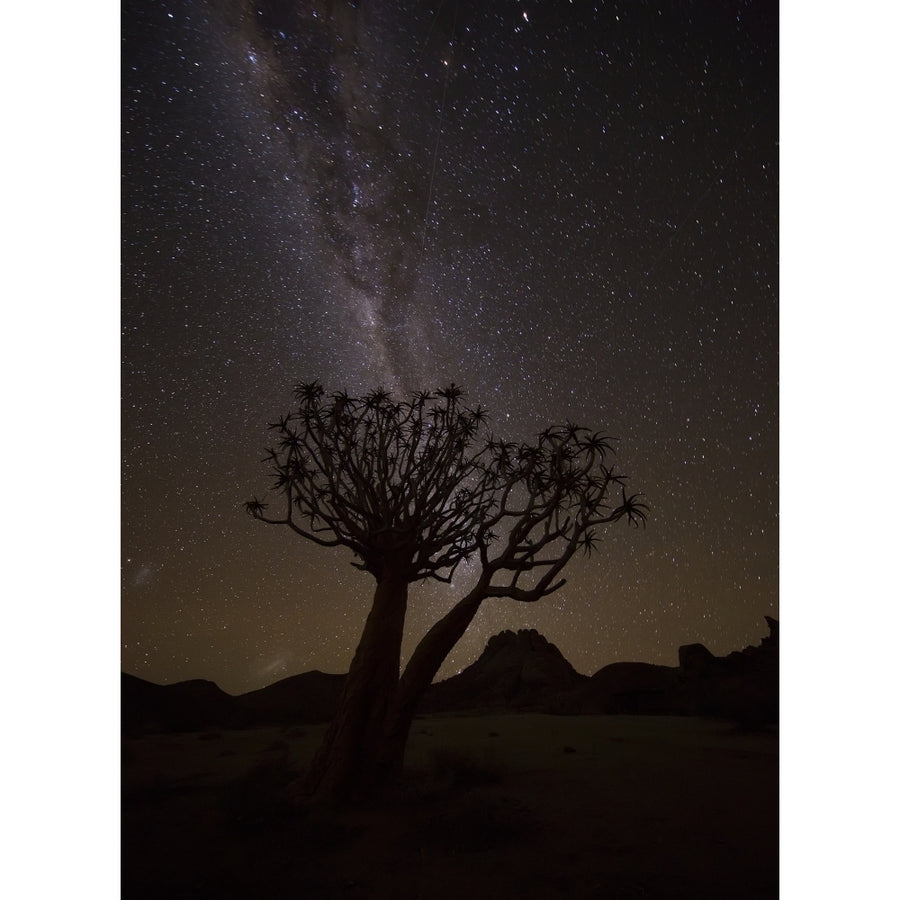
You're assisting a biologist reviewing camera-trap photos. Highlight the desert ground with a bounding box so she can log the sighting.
[122,713,777,899]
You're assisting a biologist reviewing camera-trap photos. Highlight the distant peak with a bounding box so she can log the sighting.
[485,628,553,650]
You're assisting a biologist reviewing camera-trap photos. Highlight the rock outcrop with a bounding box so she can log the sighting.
[420,629,589,713]
[677,616,779,727]
[577,617,778,726]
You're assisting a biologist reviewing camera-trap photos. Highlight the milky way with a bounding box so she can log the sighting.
[123,0,778,695]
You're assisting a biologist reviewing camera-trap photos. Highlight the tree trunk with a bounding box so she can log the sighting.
[377,589,486,775]
[302,570,409,802]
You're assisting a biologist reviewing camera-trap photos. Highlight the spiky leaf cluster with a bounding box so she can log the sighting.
[247,384,646,592]
[247,382,499,582]
[470,423,647,601]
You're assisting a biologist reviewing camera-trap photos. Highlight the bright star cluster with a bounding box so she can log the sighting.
[122,0,778,695]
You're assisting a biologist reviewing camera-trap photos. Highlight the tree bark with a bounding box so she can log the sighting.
[377,589,486,775]
[302,570,409,802]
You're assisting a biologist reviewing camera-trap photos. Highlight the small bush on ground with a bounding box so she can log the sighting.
[427,746,506,788]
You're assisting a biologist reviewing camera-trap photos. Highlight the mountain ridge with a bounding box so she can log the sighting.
[123,619,777,734]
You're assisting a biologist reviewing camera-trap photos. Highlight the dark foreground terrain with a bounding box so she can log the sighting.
[122,713,777,899]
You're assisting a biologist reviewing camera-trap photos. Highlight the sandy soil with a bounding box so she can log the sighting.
[122,714,778,899]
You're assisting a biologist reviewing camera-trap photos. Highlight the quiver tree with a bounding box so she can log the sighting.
[247,382,646,801]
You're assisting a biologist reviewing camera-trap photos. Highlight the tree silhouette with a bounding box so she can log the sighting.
[247,382,646,801]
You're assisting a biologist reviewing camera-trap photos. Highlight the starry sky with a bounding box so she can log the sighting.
[122,0,778,696]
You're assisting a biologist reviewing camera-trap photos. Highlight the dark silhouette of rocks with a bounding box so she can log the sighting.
[578,616,778,725]
[419,629,589,713]
[578,617,778,726]
[122,619,778,733]
[678,616,779,727]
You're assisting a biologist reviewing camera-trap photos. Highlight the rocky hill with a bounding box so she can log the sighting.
[232,670,345,728]
[419,628,588,714]
[121,674,235,735]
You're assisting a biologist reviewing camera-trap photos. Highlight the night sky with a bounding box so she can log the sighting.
[121,0,778,696]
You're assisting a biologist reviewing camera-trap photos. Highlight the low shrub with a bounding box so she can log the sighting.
[427,746,506,788]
